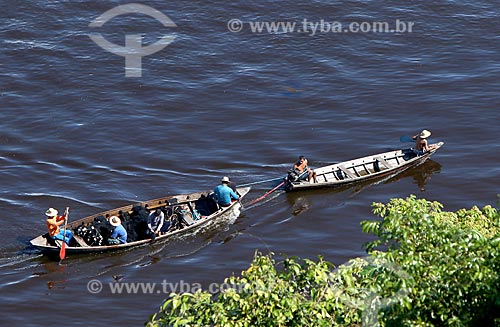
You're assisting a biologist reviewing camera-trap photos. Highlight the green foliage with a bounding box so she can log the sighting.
[148,196,500,327]
[362,196,500,326]
[148,253,351,327]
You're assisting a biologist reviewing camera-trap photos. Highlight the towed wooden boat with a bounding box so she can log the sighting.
[285,143,444,192]
[30,187,250,256]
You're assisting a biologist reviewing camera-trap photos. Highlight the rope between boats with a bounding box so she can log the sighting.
[246,181,286,207]
[239,177,284,187]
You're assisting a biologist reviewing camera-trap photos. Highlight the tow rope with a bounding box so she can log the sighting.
[246,181,285,207]
[239,177,283,187]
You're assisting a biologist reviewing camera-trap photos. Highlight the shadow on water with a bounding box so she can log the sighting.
[383,159,442,192]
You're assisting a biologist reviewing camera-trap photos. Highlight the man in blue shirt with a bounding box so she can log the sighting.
[213,176,239,207]
[108,216,127,244]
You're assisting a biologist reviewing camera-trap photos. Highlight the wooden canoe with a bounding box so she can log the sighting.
[285,143,444,192]
[30,187,250,256]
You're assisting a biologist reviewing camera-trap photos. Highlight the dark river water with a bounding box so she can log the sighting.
[1,1,499,326]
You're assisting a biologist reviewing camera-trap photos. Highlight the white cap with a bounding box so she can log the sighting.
[221,176,230,183]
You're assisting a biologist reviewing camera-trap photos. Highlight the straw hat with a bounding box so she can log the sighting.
[45,208,58,217]
[221,176,230,183]
[419,129,432,139]
[109,216,121,227]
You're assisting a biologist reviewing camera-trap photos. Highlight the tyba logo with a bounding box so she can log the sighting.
[89,3,177,77]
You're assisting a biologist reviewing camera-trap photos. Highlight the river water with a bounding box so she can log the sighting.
[1,1,499,326]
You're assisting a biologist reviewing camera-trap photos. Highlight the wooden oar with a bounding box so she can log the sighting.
[59,207,70,261]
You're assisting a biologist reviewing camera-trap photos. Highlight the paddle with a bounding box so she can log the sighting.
[400,135,414,143]
[59,207,70,261]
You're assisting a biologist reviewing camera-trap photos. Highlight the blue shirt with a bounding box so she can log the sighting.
[111,224,128,244]
[213,184,239,206]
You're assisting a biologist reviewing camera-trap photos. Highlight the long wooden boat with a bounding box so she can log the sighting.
[30,187,250,256]
[285,143,444,192]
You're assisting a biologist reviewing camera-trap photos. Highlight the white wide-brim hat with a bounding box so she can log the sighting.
[221,176,230,183]
[109,216,121,227]
[419,129,432,139]
[45,208,58,217]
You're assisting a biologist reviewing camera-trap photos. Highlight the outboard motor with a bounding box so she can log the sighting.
[286,168,307,183]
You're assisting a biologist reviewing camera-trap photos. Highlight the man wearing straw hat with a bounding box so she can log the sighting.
[45,208,73,245]
[412,129,438,154]
[214,176,239,207]
[108,216,127,244]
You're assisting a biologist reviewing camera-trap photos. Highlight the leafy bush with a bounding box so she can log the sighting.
[147,196,500,327]
[148,254,348,327]
[362,196,500,326]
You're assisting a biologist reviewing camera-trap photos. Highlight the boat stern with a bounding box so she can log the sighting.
[29,234,59,253]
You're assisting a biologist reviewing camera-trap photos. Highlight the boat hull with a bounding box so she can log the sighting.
[285,143,444,192]
[30,187,250,256]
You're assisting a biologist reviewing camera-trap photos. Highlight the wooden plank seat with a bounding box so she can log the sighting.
[374,156,394,169]
[338,165,357,179]
[73,234,90,247]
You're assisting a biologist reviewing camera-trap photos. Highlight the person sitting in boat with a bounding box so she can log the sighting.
[45,207,73,245]
[213,176,239,207]
[147,209,165,239]
[412,129,438,155]
[291,156,318,183]
[108,216,127,244]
